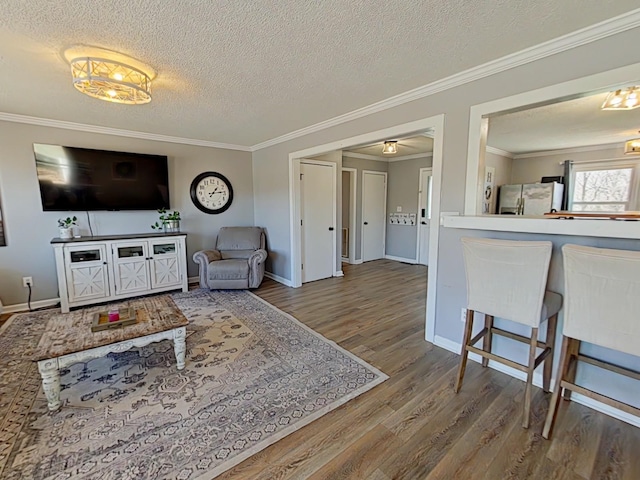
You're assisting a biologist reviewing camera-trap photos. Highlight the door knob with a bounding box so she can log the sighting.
[328,227,334,231]
[364,222,368,225]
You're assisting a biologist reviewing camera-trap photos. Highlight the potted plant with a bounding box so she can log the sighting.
[58,216,78,239]
[151,209,181,233]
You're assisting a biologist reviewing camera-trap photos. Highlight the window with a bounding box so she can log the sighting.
[569,161,639,212]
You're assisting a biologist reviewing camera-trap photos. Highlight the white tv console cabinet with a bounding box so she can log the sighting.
[52,233,188,313]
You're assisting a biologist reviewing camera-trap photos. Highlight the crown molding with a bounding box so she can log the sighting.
[342,150,434,162]
[387,152,434,162]
[251,8,640,152]
[342,151,387,161]
[0,112,252,152]
[486,146,515,158]
[513,142,625,159]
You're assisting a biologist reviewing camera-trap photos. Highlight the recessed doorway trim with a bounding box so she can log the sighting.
[416,167,433,265]
[342,167,357,264]
[288,115,445,343]
[361,170,387,263]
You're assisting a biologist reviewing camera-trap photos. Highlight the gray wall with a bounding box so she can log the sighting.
[386,156,433,259]
[0,121,253,306]
[484,151,513,213]
[510,145,624,184]
[341,157,387,260]
[251,27,640,409]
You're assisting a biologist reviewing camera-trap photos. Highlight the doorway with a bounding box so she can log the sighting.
[417,168,433,265]
[361,171,387,262]
[288,115,445,343]
[300,160,337,283]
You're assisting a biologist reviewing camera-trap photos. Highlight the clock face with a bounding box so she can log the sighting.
[190,172,233,214]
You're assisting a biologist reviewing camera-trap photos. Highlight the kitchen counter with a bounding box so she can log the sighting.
[441,214,640,240]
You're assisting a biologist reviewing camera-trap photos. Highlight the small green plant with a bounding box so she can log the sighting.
[151,209,181,230]
[57,216,77,228]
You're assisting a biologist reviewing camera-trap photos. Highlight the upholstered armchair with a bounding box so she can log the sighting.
[193,227,267,289]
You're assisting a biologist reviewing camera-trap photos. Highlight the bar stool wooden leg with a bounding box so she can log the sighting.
[543,335,571,439]
[563,339,581,400]
[454,309,474,393]
[482,315,494,367]
[522,327,539,428]
[543,314,558,393]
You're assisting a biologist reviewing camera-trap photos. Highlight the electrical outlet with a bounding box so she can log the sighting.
[461,308,467,323]
[23,276,33,288]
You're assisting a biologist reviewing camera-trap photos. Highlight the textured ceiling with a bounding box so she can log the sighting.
[488,91,640,154]
[0,1,638,147]
[345,136,433,157]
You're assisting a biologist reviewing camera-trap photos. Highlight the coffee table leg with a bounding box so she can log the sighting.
[37,359,61,411]
[173,327,186,370]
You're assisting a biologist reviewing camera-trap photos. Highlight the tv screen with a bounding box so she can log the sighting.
[34,144,170,211]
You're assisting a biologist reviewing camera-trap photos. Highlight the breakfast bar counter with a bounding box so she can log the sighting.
[441,214,640,239]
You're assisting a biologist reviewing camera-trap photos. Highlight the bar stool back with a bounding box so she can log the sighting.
[455,237,562,428]
[543,244,640,438]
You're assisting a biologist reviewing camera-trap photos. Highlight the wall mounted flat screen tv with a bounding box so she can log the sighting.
[34,144,170,211]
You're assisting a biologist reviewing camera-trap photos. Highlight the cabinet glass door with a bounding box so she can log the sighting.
[148,240,181,288]
[65,244,110,302]
[112,242,150,294]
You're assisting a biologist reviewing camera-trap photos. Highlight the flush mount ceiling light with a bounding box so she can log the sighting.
[624,135,640,155]
[601,87,640,110]
[382,141,398,155]
[70,57,151,104]
[64,46,155,105]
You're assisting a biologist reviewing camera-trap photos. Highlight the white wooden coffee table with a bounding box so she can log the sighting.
[34,297,188,411]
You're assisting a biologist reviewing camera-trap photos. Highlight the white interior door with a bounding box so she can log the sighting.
[418,168,433,266]
[301,161,336,283]
[362,171,387,262]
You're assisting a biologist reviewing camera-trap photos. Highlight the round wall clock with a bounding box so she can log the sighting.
[190,172,234,214]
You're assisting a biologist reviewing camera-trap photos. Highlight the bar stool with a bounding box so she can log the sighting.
[543,244,640,439]
[455,237,562,428]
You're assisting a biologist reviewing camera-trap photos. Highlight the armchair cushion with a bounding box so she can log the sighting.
[220,249,257,260]
[208,259,249,281]
[216,227,263,251]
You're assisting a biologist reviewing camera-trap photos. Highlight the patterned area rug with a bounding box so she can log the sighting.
[0,290,387,479]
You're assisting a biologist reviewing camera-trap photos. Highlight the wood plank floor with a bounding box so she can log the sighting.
[217,259,639,480]
[2,260,637,478]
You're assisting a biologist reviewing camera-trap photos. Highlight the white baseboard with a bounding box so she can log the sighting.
[432,335,640,429]
[384,254,418,264]
[335,270,344,277]
[264,272,294,287]
[188,276,200,285]
[2,298,59,313]
[353,259,363,265]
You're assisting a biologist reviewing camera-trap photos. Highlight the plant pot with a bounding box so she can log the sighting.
[59,227,73,239]
[164,220,180,233]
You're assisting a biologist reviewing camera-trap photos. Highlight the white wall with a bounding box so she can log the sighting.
[0,121,254,306]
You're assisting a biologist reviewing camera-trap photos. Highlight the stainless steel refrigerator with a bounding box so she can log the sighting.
[498,182,564,215]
